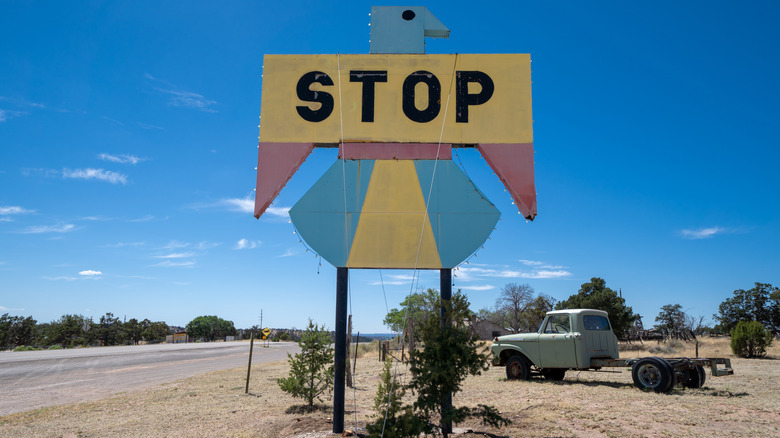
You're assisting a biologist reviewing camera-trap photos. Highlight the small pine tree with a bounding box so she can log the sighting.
[406,301,511,437]
[277,319,334,408]
[366,357,425,438]
[730,320,774,358]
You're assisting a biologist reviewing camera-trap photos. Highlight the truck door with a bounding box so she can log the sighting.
[538,314,579,368]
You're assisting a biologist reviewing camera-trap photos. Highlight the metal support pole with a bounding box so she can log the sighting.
[440,268,453,436]
[245,331,254,394]
[333,267,348,434]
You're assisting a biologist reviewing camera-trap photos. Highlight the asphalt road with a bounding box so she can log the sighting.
[0,341,300,416]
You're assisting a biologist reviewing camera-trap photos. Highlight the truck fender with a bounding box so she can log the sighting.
[496,345,537,367]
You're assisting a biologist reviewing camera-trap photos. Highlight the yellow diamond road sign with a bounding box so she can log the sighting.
[262,327,271,336]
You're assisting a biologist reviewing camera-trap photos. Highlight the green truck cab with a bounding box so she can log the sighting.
[491,309,618,381]
[491,309,733,392]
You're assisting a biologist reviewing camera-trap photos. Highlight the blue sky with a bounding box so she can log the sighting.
[1,1,778,333]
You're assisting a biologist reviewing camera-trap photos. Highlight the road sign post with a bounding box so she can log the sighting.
[245,331,255,394]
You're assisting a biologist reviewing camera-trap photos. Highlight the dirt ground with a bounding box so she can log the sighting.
[1,338,778,437]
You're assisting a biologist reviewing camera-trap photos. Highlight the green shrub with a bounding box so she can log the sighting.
[13,345,42,351]
[366,357,422,438]
[48,345,64,350]
[730,321,773,358]
[277,319,334,408]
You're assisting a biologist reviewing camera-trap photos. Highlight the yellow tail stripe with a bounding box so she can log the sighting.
[347,160,441,269]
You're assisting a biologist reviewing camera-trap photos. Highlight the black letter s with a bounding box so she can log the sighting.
[296,71,334,122]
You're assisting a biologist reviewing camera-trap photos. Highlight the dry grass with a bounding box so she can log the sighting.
[1,338,778,437]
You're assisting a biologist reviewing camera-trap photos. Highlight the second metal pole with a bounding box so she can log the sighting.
[440,268,453,435]
[333,267,348,434]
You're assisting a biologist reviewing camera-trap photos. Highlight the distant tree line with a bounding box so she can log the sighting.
[0,312,170,349]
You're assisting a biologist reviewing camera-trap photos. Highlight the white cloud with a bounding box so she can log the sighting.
[194,241,221,250]
[222,198,255,213]
[0,305,24,312]
[235,238,262,250]
[20,223,77,234]
[371,280,406,286]
[108,241,146,248]
[146,74,218,113]
[459,285,496,291]
[154,252,196,259]
[523,270,572,279]
[21,168,59,178]
[388,274,416,281]
[63,168,128,185]
[98,153,144,165]
[137,122,164,130]
[151,260,196,268]
[100,116,125,126]
[266,206,291,217]
[0,109,25,122]
[129,215,158,222]
[162,89,217,112]
[680,226,730,240]
[455,262,572,281]
[212,198,292,218]
[160,241,190,250]
[277,248,296,258]
[518,259,564,269]
[44,276,79,281]
[0,206,35,216]
[79,270,102,277]
[368,273,422,286]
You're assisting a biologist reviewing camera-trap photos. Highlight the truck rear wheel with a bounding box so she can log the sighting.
[632,357,674,393]
[506,355,531,380]
[542,368,566,381]
[683,365,706,389]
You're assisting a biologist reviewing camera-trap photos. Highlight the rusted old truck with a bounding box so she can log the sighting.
[490,309,733,393]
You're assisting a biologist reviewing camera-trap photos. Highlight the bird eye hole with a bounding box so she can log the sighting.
[402,10,416,21]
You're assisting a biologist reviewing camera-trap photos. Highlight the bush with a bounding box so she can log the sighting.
[277,319,334,408]
[13,345,41,351]
[366,357,422,438]
[730,321,773,358]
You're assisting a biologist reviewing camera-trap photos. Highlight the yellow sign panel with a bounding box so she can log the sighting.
[260,54,532,144]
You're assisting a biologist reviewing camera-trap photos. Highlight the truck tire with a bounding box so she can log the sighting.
[659,358,677,392]
[632,357,674,393]
[683,365,706,389]
[506,355,531,380]
[542,368,566,381]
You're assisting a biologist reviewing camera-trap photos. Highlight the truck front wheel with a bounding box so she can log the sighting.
[632,357,674,393]
[506,355,531,380]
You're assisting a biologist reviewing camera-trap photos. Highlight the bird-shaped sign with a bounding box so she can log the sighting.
[255,7,535,269]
